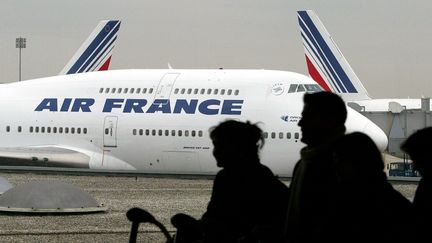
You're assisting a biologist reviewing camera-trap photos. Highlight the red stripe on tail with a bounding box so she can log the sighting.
[305,55,331,91]
[98,56,112,71]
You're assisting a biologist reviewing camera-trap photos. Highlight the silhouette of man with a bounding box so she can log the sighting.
[401,127,432,241]
[331,132,413,243]
[172,120,290,243]
[284,91,346,242]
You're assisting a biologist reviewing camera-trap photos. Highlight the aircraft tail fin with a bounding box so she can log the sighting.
[297,10,371,101]
[59,20,121,75]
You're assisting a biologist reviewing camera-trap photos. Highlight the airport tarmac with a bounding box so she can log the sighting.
[0,171,418,243]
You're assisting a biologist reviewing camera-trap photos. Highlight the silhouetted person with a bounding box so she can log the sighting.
[331,132,413,243]
[172,120,290,243]
[284,91,347,242]
[401,127,432,241]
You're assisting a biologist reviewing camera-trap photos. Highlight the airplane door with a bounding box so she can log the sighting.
[155,73,180,102]
[103,116,118,147]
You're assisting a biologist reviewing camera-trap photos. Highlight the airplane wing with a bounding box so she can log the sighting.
[59,20,121,75]
[0,146,91,168]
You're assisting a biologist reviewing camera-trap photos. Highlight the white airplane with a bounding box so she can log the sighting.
[0,68,387,177]
[297,10,430,112]
[60,20,121,75]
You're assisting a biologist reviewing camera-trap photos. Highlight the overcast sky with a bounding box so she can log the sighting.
[1,0,431,98]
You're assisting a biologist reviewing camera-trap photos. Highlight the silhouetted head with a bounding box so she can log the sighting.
[209,120,264,168]
[401,127,432,177]
[333,132,385,182]
[298,91,347,146]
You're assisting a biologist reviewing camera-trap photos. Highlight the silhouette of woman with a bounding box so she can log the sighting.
[172,120,289,243]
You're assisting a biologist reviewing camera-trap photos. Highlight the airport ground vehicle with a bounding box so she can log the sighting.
[387,161,419,177]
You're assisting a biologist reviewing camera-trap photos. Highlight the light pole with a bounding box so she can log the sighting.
[15,37,26,81]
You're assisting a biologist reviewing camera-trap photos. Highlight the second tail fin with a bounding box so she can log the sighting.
[297,10,371,101]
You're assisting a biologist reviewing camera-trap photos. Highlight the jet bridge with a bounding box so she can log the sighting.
[348,98,432,158]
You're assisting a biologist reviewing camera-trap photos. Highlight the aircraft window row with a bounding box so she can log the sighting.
[132,129,204,137]
[288,84,323,93]
[173,88,240,96]
[99,87,155,95]
[5,125,88,134]
[263,132,300,140]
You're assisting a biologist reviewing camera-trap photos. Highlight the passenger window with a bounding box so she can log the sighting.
[264,132,268,139]
[171,130,176,136]
[207,89,212,95]
[111,88,116,93]
[139,129,144,136]
[18,126,22,133]
[200,89,205,95]
[187,89,192,94]
[181,88,186,94]
[65,127,69,134]
[191,130,196,137]
[178,130,183,136]
[234,90,239,96]
[158,130,163,136]
[130,88,135,94]
[194,89,199,94]
[29,126,33,133]
[41,127,45,133]
[221,89,226,95]
[165,130,169,136]
[227,89,232,95]
[133,129,137,135]
[271,132,276,139]
[279,132,283,139]
[152,129,156,136]
[286,132,291,139]
[47,127,51,133]
[77,128,81,134]
[149,88,154,94]
[59,127,63,133]
[6,126,10,132]
[83,128,87,134]
[213,89,218,95]
[143,88,147,94]
[136,88,141,93]
[185,130,189,137]
[174,88,179,94]
[295,132,299,139]
[99,88,104,93]
[35,127,39,133]
[124,88,128,94]
[71,128,75,134]
[53,127,57,133]
[146,129,150,136]
[198,131,203,137]
[117,88,122,94]
[105,128,108,135]
[105,88,110,93]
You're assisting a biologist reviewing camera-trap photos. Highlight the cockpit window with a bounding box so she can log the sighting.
[288,83,324,93]
[297,85,305,92]
[304,84,324,92]
[288,84,298,93]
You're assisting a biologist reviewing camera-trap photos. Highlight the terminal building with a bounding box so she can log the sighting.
[348,98,431,177]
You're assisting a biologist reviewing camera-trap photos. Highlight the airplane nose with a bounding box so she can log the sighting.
[362,121,388,152]
[345,107,388,152]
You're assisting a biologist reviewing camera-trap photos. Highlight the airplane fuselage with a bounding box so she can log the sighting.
[0,69,386,177]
